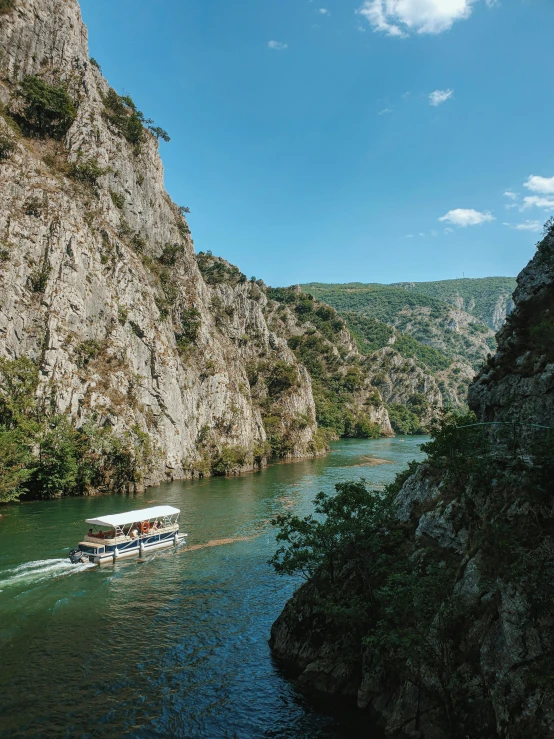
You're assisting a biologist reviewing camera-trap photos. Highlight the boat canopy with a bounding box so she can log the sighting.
[85,506,180,527]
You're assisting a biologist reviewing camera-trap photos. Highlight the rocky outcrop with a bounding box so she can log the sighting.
[0,0,324,484]
[0,0,396,490]
[271,232,554,737]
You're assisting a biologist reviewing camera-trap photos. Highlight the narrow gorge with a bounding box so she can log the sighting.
[0,0,399,501]
[270,228,554,738]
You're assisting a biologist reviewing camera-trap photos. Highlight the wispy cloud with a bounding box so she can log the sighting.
[356,0,483,37]
[429,89,453,106]
[503,190,518,200]
[439,208,495,227]
[503,220,542,232]
[378,108,392,115]
[318,7,330,14]
[522,195,554,210]
[268,40,288,51]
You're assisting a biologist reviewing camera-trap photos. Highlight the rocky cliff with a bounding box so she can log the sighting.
[270,229,554,738]
[0,0,323,487]
[0,0,397,496]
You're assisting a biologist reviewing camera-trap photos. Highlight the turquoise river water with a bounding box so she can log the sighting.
[0,436,427,739]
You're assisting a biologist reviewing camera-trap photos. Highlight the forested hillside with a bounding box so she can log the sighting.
[392,277,516,329]
[301,278,515,410]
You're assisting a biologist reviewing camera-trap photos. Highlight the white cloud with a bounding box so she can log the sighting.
[503,220,542,233]
[318,7,330,14]
[503,190,518,200]
[406,234,414,238]
[429,89,453,106]
[268,40,288,50]
[439,208,495,227]
[418,232,425,237]
[522,195,554,210]
[444,227,454,234]
[524,175,554,195]
[378,108,393,115]
[356,0,480,37]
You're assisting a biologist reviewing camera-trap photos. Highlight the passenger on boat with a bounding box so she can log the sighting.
[88,528,93,536]
[130,528,139,539]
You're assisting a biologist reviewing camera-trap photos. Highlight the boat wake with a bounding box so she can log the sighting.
[0,558,95,590]
[184,535,260,552]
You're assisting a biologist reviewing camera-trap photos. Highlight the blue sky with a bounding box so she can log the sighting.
[79,0,554,286]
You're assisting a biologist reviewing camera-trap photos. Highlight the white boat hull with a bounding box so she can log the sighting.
[76,532,187,565]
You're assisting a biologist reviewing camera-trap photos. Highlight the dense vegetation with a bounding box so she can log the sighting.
[271,411,554,737]
[266,287,382,439]
[0,358,155,503]
[14,75,77,139]
[302,279,501,370]
[343,312,451,372]
[392,277,516,328]
[102,88,170,150]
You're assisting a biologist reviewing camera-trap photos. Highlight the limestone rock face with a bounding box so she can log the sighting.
[270,235,554,737]
[0,0,324,483]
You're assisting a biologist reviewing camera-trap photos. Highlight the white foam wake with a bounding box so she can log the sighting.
[0,558,94,589]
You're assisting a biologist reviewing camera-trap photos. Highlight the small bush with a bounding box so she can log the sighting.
[75,339,103,368]
[0,130,15,160]
[131,232,146,251]
[89,57,101,71]
[102,89,144,147]
[158,242,182,266]
[109,189,125,209]
[24,196,42,217]
[266,361,299,395]
[0,0,16,15]
[29,263,51,293]
[211,445,248,475]
[15,75,77,139]
[70,158,107,187]
[175,307,201,347]
[117,306,128,325]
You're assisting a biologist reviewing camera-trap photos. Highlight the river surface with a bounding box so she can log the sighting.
[0,436,427,739]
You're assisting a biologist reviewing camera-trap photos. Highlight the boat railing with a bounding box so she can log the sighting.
[83,522,178,545]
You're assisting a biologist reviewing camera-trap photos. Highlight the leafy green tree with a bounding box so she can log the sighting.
[0,430,33,502]
[0,357,39,429]
[33,416,80,497]
[16,76,77,138]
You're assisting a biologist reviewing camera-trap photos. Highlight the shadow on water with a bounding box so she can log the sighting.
[0,436,427,738]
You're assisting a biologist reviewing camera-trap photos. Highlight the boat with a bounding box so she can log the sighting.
[68,506,187,565]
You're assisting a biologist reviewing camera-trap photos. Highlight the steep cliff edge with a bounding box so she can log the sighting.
[0,0,321,490]
[0,0,395,499]
[270,228,554,738]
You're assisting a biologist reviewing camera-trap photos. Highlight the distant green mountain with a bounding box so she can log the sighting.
[302,278,515,371]
[391,277,516,329]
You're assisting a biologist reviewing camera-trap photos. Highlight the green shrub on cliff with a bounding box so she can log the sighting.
[0,357,155,502]
[102,88,170,151]
[0,129,15,160]
[15,76,77,139]
[0,0,16,14]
